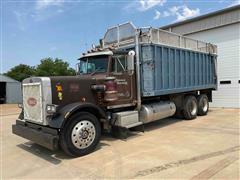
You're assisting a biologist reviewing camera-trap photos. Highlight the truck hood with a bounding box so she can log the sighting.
[50,76,103,106]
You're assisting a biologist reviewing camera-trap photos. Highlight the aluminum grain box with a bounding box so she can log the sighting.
[140,44,217,97]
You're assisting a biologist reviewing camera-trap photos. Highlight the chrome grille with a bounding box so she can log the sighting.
[23,83,43,124]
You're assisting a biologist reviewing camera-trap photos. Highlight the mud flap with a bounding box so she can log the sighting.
[111,126,129,139]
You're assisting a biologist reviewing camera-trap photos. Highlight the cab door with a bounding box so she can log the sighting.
[109,54,136,106]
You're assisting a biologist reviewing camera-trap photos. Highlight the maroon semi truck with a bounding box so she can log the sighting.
[12,22,217,157]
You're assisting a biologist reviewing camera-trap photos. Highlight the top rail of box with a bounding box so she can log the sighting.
[102,22,217,54]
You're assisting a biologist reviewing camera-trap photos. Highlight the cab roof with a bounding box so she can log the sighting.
[79,50,113,59]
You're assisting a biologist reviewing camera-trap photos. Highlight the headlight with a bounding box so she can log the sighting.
[18,103,23,109]
[46,104,57,114]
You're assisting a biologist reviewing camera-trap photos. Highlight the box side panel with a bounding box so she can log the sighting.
[141,44,217,97]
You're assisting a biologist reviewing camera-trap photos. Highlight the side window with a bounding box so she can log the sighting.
[112,55,127,73]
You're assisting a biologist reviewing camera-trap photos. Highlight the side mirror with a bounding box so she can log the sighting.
[75,63,80,75]
[127,50,135,71]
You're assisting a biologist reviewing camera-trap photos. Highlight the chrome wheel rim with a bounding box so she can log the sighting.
[71,120,96,149]
[202,98,208,112]
[190,101,197,116]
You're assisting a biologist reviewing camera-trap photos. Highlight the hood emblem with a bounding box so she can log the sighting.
[56,84,63,101]
[27,97,37,107]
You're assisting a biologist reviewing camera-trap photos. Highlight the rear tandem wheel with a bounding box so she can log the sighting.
[182,95,198,120]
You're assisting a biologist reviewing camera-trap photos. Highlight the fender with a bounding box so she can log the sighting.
[48,102,106,128]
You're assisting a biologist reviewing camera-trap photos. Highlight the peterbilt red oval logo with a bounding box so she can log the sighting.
[27,97,37,107]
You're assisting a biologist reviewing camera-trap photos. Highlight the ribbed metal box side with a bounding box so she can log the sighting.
[141,44,217,97]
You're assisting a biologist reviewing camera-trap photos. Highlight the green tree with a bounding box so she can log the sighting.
[5,64,36,82]
[35,58,75,76]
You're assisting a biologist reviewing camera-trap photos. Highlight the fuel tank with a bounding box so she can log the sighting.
[140,101,176,124]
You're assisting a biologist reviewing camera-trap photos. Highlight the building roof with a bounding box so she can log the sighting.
[160,5,240,29]
[0,74,20,83]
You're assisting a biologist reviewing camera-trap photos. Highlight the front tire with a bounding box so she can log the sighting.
[183,95,198,120]
[60,112,101,157]
[197,94,209,116]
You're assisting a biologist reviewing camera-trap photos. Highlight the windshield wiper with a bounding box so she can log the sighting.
[91,67,102,76]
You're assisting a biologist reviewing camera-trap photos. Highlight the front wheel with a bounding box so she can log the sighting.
[60,112,101,157]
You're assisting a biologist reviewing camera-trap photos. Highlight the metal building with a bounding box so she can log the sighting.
[0,74,22,104]
[161,5,240,108]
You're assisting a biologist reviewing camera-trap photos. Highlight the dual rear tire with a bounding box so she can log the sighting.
[182,95,198,120]
[197,94,209,116]
[182,94,209,120]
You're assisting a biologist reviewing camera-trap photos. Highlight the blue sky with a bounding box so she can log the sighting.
[1,0,239,72]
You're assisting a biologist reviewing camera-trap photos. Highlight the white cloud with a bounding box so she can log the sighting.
[13,1,66,30]
[125,0,166,12]
[159,5,200,22]
[176,5,200,21]
[169,6,180,14]
[33,0,65,21]
[153,10,161,20]
[32,11,63,22]
[50,46,57,51]
[36,0,65,10]
[57,9,64,13]
[228,0,240,7]
[13,11,28,31]
[163,11,170,17]
[139,0,166,11]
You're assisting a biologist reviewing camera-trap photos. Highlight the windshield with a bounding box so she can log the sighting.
[79,56,109,74]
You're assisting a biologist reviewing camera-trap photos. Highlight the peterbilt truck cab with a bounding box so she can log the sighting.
[12,49,141,157]
[12,22,217,157]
